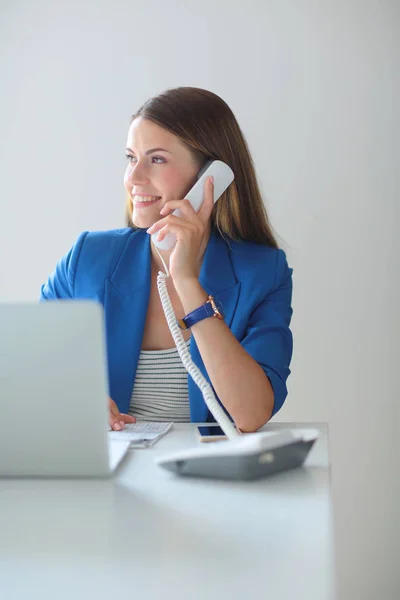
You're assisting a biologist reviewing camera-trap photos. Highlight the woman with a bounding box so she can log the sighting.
[41,87,293,433]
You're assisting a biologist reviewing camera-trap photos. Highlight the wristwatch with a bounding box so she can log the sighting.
[178,295,224,330]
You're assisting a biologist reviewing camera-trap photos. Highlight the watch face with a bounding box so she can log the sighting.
[209,296,223,320]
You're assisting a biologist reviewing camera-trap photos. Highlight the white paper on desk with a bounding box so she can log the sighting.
[108,422,174,448]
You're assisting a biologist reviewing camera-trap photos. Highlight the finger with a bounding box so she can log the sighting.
[197,176,215,223]
[121,413,136,423]
[160,199,198,220]
[147,214,187,234]
[109,418,125,431]
[108,400,126,430]
[148,214,197,235]
[156,219,199,243]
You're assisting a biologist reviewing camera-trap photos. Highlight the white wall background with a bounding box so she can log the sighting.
[0,1,398,597]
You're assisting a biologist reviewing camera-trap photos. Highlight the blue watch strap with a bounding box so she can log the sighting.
[178,296,223,330]
[179,301,215,330]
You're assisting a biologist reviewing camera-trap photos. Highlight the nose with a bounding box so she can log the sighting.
[126,160,150,186]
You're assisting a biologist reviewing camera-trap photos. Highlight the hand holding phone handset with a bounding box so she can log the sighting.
[151,160,234,251]
[150,160,239,440]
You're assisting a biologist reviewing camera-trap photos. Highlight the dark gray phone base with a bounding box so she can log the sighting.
[159,439,316,481]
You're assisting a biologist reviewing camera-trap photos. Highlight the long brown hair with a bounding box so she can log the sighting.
[125,87,278,248]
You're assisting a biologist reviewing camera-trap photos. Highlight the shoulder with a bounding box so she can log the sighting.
[69,228,144,293]
[78,227,137,251]
[75,227,140,267]
[226,237,292,294]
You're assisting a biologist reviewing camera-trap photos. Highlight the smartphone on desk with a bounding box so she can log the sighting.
[197,425,232,442]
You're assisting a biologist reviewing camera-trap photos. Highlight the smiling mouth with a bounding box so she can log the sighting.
[132,195,161,203]
[132,195,162,209]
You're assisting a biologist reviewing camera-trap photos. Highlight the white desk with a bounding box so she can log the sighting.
[0,423,335,600]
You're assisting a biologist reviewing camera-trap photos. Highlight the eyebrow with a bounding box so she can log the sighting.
[125,147,172,155]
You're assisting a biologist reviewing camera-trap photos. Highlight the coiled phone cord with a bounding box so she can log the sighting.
[154,248,240,441]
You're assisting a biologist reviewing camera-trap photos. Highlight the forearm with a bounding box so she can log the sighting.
[175,278,274,432]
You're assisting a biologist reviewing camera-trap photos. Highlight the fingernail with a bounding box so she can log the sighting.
[119,421,125,429]
[210,176,214,184]
[146,226,154,234]
[114,423,121,431]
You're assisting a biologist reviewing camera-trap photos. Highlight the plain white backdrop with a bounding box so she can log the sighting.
[0,1,398,598]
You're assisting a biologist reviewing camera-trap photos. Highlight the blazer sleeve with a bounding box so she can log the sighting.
[40,232,89,300]
[241,249,293,416]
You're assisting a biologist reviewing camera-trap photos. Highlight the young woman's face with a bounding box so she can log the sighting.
[124,117,201,229]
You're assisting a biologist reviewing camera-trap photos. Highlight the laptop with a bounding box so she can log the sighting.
[0,301,130,477]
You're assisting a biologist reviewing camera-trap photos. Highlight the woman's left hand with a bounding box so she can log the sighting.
[146,176,214,285]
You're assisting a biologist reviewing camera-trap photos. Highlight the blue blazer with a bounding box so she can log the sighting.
[40,228,293,422]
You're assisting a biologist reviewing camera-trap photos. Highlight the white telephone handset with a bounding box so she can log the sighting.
[152,160,234,250]
[152,160,239,440]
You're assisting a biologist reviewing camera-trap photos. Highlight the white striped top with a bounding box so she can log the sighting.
[128,339,191,422]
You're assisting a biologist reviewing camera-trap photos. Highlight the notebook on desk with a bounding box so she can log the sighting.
[0,301,131,477]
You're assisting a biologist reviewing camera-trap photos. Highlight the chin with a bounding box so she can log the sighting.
[130,198,163,229]
[131,214,157,230]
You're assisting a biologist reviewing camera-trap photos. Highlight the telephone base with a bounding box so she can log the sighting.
[156,429,318,481]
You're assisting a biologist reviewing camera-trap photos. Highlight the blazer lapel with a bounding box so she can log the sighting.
[104,230,151,414]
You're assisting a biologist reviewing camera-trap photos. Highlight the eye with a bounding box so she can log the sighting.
[124,154,165,164]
